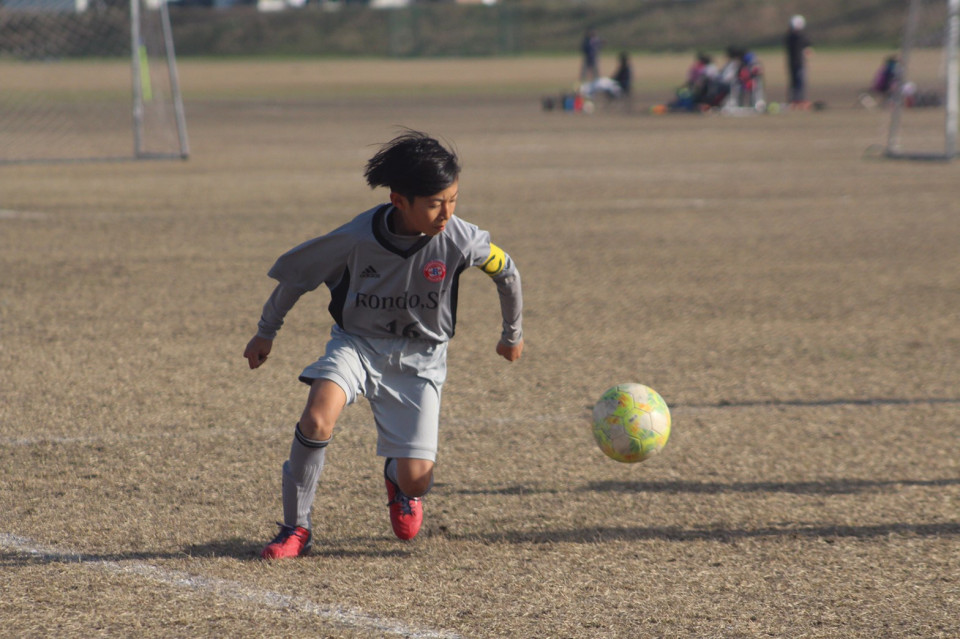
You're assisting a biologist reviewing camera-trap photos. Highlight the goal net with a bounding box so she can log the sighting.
[886,0,960,160]
[0,0,189,164]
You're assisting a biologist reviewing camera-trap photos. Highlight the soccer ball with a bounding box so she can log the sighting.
[592,383,671,463]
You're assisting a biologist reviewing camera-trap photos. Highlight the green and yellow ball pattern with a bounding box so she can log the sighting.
[592,383,671,463]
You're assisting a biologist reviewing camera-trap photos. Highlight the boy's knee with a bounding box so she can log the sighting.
[300,379,346,441]
[397,459,434,497]
[400,476,432,498]
[299,412,335,441]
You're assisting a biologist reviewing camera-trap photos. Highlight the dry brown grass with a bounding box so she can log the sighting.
[1,53,958,638]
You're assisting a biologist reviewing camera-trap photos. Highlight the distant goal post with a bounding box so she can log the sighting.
[0,0,189,164]
[885,0,960,161]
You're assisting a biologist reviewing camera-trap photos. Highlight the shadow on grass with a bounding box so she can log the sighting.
[0,541,259,566]
[583,477,960,495]
[458,477,960,497]
[183,537,414,561]
[0,547,189,567]
[449,521,960,545]
[674,397,960,409]
[444,477,960,543]
[0,535,413,567]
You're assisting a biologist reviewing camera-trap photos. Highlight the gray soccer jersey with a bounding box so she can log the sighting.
[257,204,522,346]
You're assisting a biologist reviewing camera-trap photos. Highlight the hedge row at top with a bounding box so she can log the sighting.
[0,0,910,60]
[168,0,909,57]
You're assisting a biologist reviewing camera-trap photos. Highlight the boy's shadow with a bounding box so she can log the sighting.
[1,537,414,567]
[185,537,413,561]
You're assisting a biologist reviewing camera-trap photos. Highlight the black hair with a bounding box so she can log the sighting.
[364,130,461,202]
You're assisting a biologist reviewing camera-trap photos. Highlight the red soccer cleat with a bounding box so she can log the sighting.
[260,523,312,559]
[384,460,423,540]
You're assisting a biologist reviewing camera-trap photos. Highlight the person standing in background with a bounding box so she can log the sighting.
[785,14,812,109]
[580,28,604,83]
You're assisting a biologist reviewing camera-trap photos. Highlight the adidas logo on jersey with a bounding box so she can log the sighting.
[360,265,380,278]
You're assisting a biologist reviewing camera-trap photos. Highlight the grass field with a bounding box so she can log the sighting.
[1,52,958,638]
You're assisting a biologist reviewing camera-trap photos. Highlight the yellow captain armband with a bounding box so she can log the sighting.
[479,243,506,277]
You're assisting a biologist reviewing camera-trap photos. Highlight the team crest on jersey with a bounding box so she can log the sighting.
[423,260,447,283]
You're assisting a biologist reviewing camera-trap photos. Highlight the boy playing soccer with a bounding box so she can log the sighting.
[244,131,524,559]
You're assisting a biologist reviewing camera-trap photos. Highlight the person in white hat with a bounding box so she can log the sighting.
[785,14,813,108]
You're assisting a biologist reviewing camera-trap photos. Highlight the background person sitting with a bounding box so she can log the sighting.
[711,46,743,106]
[579,52,633,102]
[858,54,901,108]
[668,51,718,111]
[612,52,633,98]
[730,50,765,110]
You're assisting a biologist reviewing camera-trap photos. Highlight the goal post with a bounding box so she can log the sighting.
[131,0,188,160]
[885,0,960,161]
[0,0,189,164]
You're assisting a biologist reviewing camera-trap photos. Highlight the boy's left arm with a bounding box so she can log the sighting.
[478,242,523,362]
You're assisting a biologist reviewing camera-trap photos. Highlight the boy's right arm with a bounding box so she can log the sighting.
[244,335,273,369]
[246,223,356,370]
[244,282,307,369]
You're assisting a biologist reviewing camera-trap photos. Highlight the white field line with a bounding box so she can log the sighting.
[0,532,460,639]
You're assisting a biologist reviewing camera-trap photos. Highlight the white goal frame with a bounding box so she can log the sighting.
[0,0,189,164]
[131,0,189,161]
[885,0,960,161]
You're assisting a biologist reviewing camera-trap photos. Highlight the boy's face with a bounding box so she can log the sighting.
[390,181,459,236]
